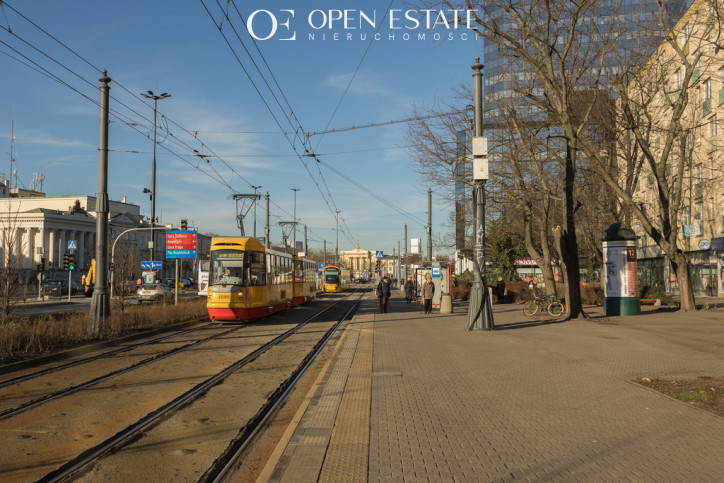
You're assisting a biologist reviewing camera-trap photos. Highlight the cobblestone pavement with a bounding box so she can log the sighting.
[266,293,724,482]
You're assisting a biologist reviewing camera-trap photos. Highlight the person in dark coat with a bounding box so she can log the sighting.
[496,277,506,304]
[403,277,414,303]
[377,276,392,313]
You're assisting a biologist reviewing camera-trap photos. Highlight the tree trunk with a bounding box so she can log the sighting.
[671,253,696,311]
[522,202,557,297]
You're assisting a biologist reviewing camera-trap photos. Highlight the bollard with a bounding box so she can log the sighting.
[440,294,453,314]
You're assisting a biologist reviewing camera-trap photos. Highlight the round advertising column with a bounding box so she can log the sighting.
[601,223,640,316]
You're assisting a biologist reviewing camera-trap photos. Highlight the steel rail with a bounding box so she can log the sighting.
[204,293,363,482]
[0,324,244,421]
[39,298,346,483]
[0,321,215,388]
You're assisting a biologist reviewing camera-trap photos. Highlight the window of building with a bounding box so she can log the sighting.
[712,114,718,137]
[706,78,712,100]
[696,202,703,222]
[709,198,715,220]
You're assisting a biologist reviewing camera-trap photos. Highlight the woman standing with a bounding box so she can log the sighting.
[422,273,435,314]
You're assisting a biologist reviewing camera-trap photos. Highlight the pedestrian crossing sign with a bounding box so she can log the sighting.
[376,251,384,258]
[67,240,77,250]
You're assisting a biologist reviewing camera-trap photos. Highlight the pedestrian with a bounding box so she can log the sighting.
[422,273,435,314]
[496,277,506,304]
[376,275,392,313]
[404,277,414,303]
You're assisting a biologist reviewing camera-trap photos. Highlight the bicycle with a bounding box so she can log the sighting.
[522,294,565,317]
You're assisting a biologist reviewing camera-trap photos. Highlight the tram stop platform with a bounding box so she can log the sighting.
[258,290,724,481]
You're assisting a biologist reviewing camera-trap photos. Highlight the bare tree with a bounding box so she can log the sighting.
[574,0,723,311]
[0,201,27,321]
[111,239,139,312]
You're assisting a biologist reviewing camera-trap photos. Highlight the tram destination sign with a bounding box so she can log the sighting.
[166,230,197,259]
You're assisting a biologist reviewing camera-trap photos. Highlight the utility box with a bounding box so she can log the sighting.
[601,223,640,316]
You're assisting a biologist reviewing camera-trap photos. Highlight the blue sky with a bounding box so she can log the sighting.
[0,1,481,256]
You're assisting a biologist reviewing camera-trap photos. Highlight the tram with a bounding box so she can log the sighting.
[292,256,317,305]
[321,264,350,293]
[207,237,316,321]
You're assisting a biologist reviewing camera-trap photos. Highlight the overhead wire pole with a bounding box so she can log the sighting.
[89,70,111,332]
[335,210,340,265]
[250,185,262,238]
[291,188,299,253]
[264,192,270,248]
[467,57,494,331]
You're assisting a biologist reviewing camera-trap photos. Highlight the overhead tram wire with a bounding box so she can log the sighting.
[312,155,427,228]
[1,6,327,236]
[311,0,395,153]
[199,0,359,247]
[305,111,467,137]
[0,34,233,190]
[0,3,260,193]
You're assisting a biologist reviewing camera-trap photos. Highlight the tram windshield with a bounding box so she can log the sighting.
[324,267,340,284]
[210,250,245,286]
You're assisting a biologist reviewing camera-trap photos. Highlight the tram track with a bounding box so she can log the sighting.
[0,290,363,482]
[41,294,362,482]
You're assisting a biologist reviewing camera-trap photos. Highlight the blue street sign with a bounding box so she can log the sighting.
[166,250,197,259]
[67,240,77,250]
[376,250,384,258]
[318,262,324,272]
[141,261,163,269]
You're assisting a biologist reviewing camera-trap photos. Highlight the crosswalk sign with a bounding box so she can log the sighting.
[67,240,77,250]
[375,251,384,258]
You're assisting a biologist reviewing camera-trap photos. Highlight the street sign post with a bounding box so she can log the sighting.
[376,250,384,259]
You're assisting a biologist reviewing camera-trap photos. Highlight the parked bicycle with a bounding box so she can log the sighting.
[522,294,565,317]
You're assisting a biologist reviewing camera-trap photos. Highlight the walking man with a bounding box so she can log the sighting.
[377,275,392,313]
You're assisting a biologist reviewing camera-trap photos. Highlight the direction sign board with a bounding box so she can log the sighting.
[141,261,163,269]
[375,250,384,259]
[67,240,77,250]
[166,230,197,259]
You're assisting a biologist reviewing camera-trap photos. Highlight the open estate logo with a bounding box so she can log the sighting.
[246,8,481,42]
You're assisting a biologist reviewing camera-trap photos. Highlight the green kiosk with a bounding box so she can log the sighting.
[602,223,641,316]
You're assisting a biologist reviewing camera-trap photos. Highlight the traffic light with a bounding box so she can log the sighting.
[181,219,188,230]
[63,253,76,271]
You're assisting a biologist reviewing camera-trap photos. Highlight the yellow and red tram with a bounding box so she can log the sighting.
[321,264,350,293]
[292,256,317,305]
[207,237,316,321]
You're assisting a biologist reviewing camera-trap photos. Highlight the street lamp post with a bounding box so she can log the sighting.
[467,57,494,331]
[140,90,171,263]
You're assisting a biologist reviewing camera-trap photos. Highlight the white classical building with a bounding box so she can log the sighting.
[0,190,151,274]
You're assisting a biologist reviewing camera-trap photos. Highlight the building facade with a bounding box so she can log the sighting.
[0,184,210,282]
[628,0,724,296]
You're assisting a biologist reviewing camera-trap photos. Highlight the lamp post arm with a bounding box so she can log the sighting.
[110,226,160,298]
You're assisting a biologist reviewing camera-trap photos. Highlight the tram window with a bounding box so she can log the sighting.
[246,251,266,286]
[274,256,281,285]
[210,250,245,286]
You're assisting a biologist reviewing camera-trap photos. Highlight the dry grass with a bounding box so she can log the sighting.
[0,298,207,362]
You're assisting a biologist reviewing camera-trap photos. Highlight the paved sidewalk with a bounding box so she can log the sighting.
[263,291,724,481]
